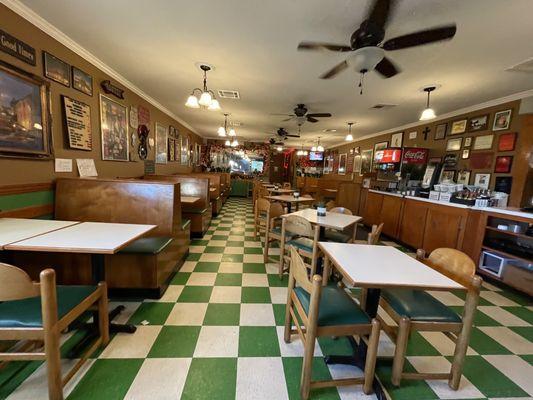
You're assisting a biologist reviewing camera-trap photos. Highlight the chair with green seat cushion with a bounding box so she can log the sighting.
[0,263,109,400]
[325,207,357,243]
[284,247,381,400]
[286,237,314,253]
[119,237,173,254]
[263,202,285,263]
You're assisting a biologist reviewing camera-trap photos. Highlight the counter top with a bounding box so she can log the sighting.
[472,206,533,220]
[368,189,404,198]
[405,195,471,209]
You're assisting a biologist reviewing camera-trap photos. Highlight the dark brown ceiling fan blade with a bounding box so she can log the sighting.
[367,0,393,30]
[298,42,352,52]
[307,117,319,123]
[319,60,349,79]
[383,24,457,51]
[286,135,301,138]
[374,56,399,78]
[282,117,295,122]
[307,113,332,118]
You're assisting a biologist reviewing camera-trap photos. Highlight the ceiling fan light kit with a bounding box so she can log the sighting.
[419,86,437,121]
[185,64,221,111]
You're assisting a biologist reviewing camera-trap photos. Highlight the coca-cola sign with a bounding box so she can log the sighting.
[402,148,428,164]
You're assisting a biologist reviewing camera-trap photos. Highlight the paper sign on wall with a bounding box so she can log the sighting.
[55,158,72,172]
[76,159,98,177]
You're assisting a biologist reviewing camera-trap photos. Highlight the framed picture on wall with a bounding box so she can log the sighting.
[450,119,467,135]
[446,137,462,151]
[338,153,347,174]
[155,122,168,164]
[462,149,470,159]
[181,135,189,165]
[72,66,93,96]
[473,134,494,150]
[353,154,362,174]
[493,109,512,131]
[360,149,373,174]
[434,123,447,140]
[457,170,471,185]
[497,132,516,151]
[474,173,491,189]
[464,137,472,147]
[468,114,489,132]
[494,156,513,173]
[0,61,53,158]
[100,94,128,161]
[373,141,388,162]
[391,132,403,147]
[440,169,456,183]
[43,51,70,87]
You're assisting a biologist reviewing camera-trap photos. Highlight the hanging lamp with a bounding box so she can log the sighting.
[185,64,221,111]
[419,86,437,121]
[345,122,354,141]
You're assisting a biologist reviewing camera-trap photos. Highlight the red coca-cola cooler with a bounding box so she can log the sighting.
[401,148,429,181]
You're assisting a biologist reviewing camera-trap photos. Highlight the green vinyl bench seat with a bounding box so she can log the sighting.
[0,286,97,328]
[381,288,461,323]
[325,230,351,243]
[120,237,173,254]
[295,285,370,327]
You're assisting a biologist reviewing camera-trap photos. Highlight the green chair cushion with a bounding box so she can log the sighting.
[295,285,370,326]
[325,230,351,243]
[120,237,173,254]
[287,237,313,253]
[0,286,97,328]
[381,289,462,323]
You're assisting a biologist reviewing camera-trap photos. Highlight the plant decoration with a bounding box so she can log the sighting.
[200,142,271,173]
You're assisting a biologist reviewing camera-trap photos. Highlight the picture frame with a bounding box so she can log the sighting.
[99,94,128,161]
[462,149,470,159]
[497,132,516,151]
[457,170,471,185]
[468,114,489,132]
[494,176,512,194]
[474,173,491,189]
[464,137,472,147]
[63,95,92,151]
[42,51,70,87]
[181,135,189,165]
[72,66,93,96]
[494,156,513,173]
[446,137,462,151]
[493,109,512,131]
[0,60,53,158]
[373,141,388,162]
[440,169,456,183]
[360,149,373,174]
[450,119,467,135]
[473,134,494,150]
[434,123,447,140]
[338,153,347,174]
[353,154,362,174]
[155,122,168,164]
[390,132,403,147]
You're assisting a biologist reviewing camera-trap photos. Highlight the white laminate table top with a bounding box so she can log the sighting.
[0,218,80,249]
[266,195,314,204]
[283,208,362,230]
[5,222,156,254]
[181,196,201,204]
[319,243,465,290]
[267,188,294,194]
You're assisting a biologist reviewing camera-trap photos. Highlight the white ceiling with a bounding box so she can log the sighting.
[18,0,533,147]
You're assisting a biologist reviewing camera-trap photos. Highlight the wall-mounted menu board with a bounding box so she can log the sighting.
[63,96,92,150]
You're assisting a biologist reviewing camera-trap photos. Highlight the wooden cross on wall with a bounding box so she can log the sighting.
[422,126,431,141]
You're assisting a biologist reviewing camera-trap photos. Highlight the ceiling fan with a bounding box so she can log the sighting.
[274,104,332,125]
[276,127,300,138]
[297,0,457,91]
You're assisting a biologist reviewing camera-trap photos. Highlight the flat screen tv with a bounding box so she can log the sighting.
[309,151,324,161]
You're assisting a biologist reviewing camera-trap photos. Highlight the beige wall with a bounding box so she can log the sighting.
[0,5,203,185]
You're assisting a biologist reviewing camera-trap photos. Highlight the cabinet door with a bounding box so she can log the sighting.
[381,196,403,238]
[363,192,383,227]
[423,207,465,253]
[399,200,428,249]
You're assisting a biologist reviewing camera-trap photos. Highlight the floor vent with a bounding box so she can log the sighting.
[218,90,240,99]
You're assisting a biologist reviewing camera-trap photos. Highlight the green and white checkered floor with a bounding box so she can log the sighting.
[1,197,532,399]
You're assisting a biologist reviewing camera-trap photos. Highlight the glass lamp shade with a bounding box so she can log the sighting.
[231,139,238,147]
[419,107,436,121]
[208,99,221,110]
[225,140,231,146]
[349,46,385,72]
[199,91,212,107]
[311,146,317,152]
[317,145,324,152]
[345,134,354,141]
[228,128,236,137]
[304,150,308,156]
[217,126,226,136]
[185,95,200,108]
[277,146,283,152]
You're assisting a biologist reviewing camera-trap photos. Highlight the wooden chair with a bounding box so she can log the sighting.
[263,202,285,263]
[0,263,109,400]
[279,215,320,278]
[325,207,357,243]
[284,247,381,400]
[378,248,482,389]
[254,198,270,238]
[325,200,336,210]
[367,223,384,245]
[282,182,291,189]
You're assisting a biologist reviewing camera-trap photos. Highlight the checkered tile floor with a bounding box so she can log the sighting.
[2,197,532,399]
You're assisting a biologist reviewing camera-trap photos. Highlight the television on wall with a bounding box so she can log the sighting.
[309,151,324,161]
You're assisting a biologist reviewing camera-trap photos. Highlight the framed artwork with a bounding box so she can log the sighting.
[464,137,472,147]
[498,132,516,151]
[473,134,494,150]
[474,173,491,189]
[494,156,513,173]
[353,146,360,155]
[429,156,442,164]
[181,135,189,165]
[440,169,456,183]
[457,170,471,185]
[470,152,494,169]
[0,61,52,158]
[494,176,512,194]
[446,137,462,151]
[468,114,489,132]
[99,94,128,161]
[63,96,92,150]
[338,153,347,174]
[196,143,201,164]
[443,153,458,167]
[434,123,447,140]
[462,149,470,159]
[360,149,373,174]
[42,51,70,87]
[72,66,93,96]
[391,132,403,147]
[493,109,512,131]
[373,141,388,162]
[450,119,467,135]
[168,139,175,161]
[155,122,168,164]
[408,131,417,140]
[354,154,362,174]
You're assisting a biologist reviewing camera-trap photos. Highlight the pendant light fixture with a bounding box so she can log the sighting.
[311,137,324,152]
[185,64,221,111]
[218,113,229,137]
[345,122,354,141]
[419,86,437,121]
[225,139,231,146]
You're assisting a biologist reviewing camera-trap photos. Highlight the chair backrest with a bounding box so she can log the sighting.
[0,263,39,301]
[268,202,285,220]
[326,200,336,210]
[143,175,210,211]
[256,198,270,215]
[367,223,384,245]
[258,186,269,199]
[289,247,314,294]
[284,215,314,238]
[330,207,352,215]
[425,248,479,289]
[282,182,291,189]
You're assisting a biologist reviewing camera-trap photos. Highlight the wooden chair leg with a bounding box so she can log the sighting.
[363,319,381,394]
[279,220,287,278]
[98,282,110,345]
[300,324,316,400]
[359,288,368,309]
[284,296,293,343]
[263,234,270,264]
[392,317,410,387]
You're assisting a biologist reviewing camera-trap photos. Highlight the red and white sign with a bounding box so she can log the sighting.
[376,148,402,163]
[402,148,428,164]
